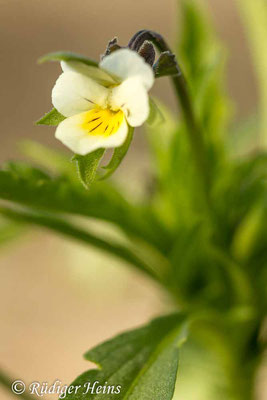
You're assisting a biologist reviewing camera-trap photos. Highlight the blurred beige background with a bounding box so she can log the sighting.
[0,0,262,399]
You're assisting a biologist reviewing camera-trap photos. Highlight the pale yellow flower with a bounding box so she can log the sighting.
[52,49,154,155]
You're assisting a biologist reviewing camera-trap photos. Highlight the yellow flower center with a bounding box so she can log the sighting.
[80,108,124,136]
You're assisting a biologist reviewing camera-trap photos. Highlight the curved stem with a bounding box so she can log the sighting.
[130,30,211,209]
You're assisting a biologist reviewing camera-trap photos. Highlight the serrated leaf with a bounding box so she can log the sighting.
[100,127,134,180]
[64,313,187,400]
[36,108,66,126]
[38,51,98,67]
[0,164,172,252]
[73,149,105,189]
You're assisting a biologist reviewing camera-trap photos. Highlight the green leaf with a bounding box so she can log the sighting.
[65,313,187,400]
[38,51,98,67]
[231,203,265,262]
[0,215,24,247]
[73,149,105,189]
[0,163,172,253]
[100,127,134,180]
[179,0,231,151]
[237,0,267,149]
[228,114,259,157]
[36,108,66,126]
[20,140,76,180]
[4,161,50,181]
[0,207,158,281]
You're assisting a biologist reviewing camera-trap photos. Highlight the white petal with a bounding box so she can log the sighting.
[99,48,154,90]
[55,111,129,155]
[52,71,109,117]
[61,61,117,86]
[110,77,150,127]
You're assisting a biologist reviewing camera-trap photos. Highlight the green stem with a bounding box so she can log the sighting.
[189,312,260,400]
[171,74,210,195]
[209,244,253,305]
[0,207,160,282]
[129,30,210,208]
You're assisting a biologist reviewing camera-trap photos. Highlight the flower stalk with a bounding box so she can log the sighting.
[129,30,211,209]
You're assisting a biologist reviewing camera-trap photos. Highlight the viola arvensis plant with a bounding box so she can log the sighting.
[52,49,154,155]
[38,32,178,185]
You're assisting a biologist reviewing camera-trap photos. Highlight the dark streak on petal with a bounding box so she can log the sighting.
[84,98,95,104]
[90,122,103,132]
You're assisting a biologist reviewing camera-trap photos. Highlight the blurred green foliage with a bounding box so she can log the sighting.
[238,0,267,149]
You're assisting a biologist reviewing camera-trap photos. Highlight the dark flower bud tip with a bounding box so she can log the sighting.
[138,41,156,67]
[102,37,122,59]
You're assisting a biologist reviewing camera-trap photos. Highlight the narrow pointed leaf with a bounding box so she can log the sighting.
[36,108,66,126]
[38,51,98,67]
[73,149,105,189]
[100,127,134,180]
[64,313,187,400]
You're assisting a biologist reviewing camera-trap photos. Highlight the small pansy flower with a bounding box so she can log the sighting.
[52,48,155,155]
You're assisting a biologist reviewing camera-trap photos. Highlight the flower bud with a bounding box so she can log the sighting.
[138,41,156,66]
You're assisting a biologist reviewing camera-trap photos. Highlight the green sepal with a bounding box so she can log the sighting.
[73,149,105,189]
[99,127,134,180]
[38,51,98,67]
[153,51,180,78]
[36,108,66,126]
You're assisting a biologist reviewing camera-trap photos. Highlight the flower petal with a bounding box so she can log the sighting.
[55,110,128,155]
[99,48,154,90]
[61,61,117,87]
[52,71,109,117]
[110,77,150,127]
